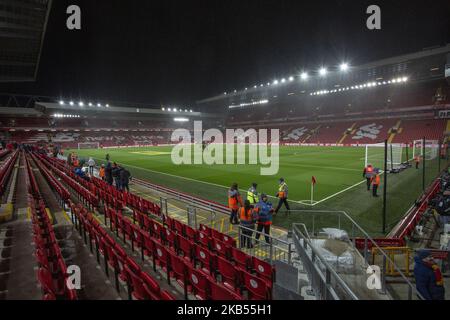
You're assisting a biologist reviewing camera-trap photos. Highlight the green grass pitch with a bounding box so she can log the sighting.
[69,145,444,236]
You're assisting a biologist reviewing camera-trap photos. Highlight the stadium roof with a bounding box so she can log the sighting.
[197,44,450,106]
[0,0,53,82]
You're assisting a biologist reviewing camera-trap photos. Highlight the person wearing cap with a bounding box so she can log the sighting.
[88,157,96,176]
[363,164,374,191]
[254,194,274,244]
[414,250,445,300]
[275,178,290,214]
[247,182,259,205]
[239,200,257,248]
[228,182,243,225]
[371,169,381,197]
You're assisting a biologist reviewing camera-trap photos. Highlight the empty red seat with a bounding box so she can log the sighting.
[187,267,210,300]
[177,235,194,263]
[216,255,239,291]
[212,238,232,259]
[168,252,188,298]
[241,270,271,300]
[195,245,216,275]
[209,280,242,300]
[198,231,211,249]
[231,247,251,269]
[160,290,176,300]
[124,265,147,300]
[141,271,161,300]
[251,257,275,282]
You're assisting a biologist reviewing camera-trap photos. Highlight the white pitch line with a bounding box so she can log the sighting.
[89,156,365,207]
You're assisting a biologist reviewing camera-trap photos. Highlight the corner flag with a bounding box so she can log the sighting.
[311,176,317,204]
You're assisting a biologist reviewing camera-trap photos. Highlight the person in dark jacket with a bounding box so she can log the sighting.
[111,162,123,190]
[120,167,131,192]
[414,250,446,300]
[104,161,113,186]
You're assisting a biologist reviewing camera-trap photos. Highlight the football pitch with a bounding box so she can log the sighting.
[70,145,443,236]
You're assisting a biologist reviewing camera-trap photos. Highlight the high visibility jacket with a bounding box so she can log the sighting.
[99,168,105,178]
[247,187,259,204]
[228,189,243,210]
[414,156,421,163]
[255,200,273,225]
[277,182,288,199]
[239,207,255,225]
[364,166,374,179]
[371,175,380,186]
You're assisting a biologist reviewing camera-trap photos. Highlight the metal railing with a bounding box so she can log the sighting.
[237,224,294,265]
[293,223,358,300]
[290,210,422,300]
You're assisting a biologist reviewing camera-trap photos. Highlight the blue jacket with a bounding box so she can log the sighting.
[414,254,445,300]
[255,200,273,224]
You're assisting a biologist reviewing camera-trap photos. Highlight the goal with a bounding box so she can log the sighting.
[412,139,439,161]
[78,142,100,150]
[365,143,404,170]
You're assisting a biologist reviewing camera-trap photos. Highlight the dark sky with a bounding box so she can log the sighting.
[3,0,450,106]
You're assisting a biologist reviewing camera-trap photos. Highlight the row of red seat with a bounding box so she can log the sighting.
[69,202,175,300]
[91,177,161,216]
[0,149,10,159]
[0,150,18,195]
[30,153,70,202]
[108,207,273,300]
[25,153,77,300]
[38,152,274,300]
[34,153,99,208]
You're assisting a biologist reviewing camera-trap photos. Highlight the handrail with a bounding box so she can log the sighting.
[292,223,358,300]
[289,210,422,300]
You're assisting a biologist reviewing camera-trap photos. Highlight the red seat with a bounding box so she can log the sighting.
[212,238,232,259]
[153,240,169,273]
[216,255,239,291]
[173,219,185,236]
[162,226,176,250]
[221,234,236,247]
[231,247,251,269]
[199,224,212,236]
[141,271,161,300]
[168,252,188,298]
[164,215,175,230]
[177,235,194,263]
[161,290,176,300]
[251,257,275,282]
[124,265,147,300]
[151,221,163,239]
[209,280,242,300]
[195,246,216,275]
[187,267,210,300]
[184,225,198,241]
[198,231,211,249]
[241,270,271,300]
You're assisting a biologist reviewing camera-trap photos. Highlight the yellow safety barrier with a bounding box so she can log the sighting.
[371,246,412,277]
[45,208,54,225]
[0,203,13,223]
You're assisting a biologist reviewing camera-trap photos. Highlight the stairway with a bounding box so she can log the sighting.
[337,122,357,144]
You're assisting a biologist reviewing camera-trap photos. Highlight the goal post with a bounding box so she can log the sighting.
[365,142,404,170]
[412,139,439,161]
[78,142,100,150]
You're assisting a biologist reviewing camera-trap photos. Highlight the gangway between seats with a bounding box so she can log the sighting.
[290,210,422,300]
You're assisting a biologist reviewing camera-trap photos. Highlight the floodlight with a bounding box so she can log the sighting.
[162,107,165,111]
[69,101,74,106]
[174,117,189,122]
[340,63,349,72]
[106,104,109,107]
[59,100,64,105]
[281,78,286,83]
[78,102,84,106]
[288,76,294,81]
[168,108,172,111]
[402,77,408,82]
[189,109,193,112]
[300,72,308,80]
[273,80,279,85]
[319,67,327,76]
[97,103,102,107]
[88,102,93,106]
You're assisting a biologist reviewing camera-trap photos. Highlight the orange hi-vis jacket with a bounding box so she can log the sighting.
[228,189,243,210]
[99,167,105,178]
[371,174,380,186]
[414,155,421,163]
[239,207,255,225]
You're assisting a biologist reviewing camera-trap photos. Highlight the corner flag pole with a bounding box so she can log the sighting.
[311,176,316,205]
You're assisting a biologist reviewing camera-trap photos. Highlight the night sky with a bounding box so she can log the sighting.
[2,0,450,106]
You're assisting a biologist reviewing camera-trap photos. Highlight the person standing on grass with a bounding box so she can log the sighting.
[254,194,274,244]
[363,164,374,191]
[371,169,381,197]
[414,155,421,169]
[228,183,243,225]
[88,157,95,176]
[120,167,131,192]
[239,200,257,249]
[275,178,290,214]
[106,153,110,161]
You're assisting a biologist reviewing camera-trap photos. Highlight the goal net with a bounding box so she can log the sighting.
[412,140,439,161]
[78,142,100,150]
[365,143,404,170]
